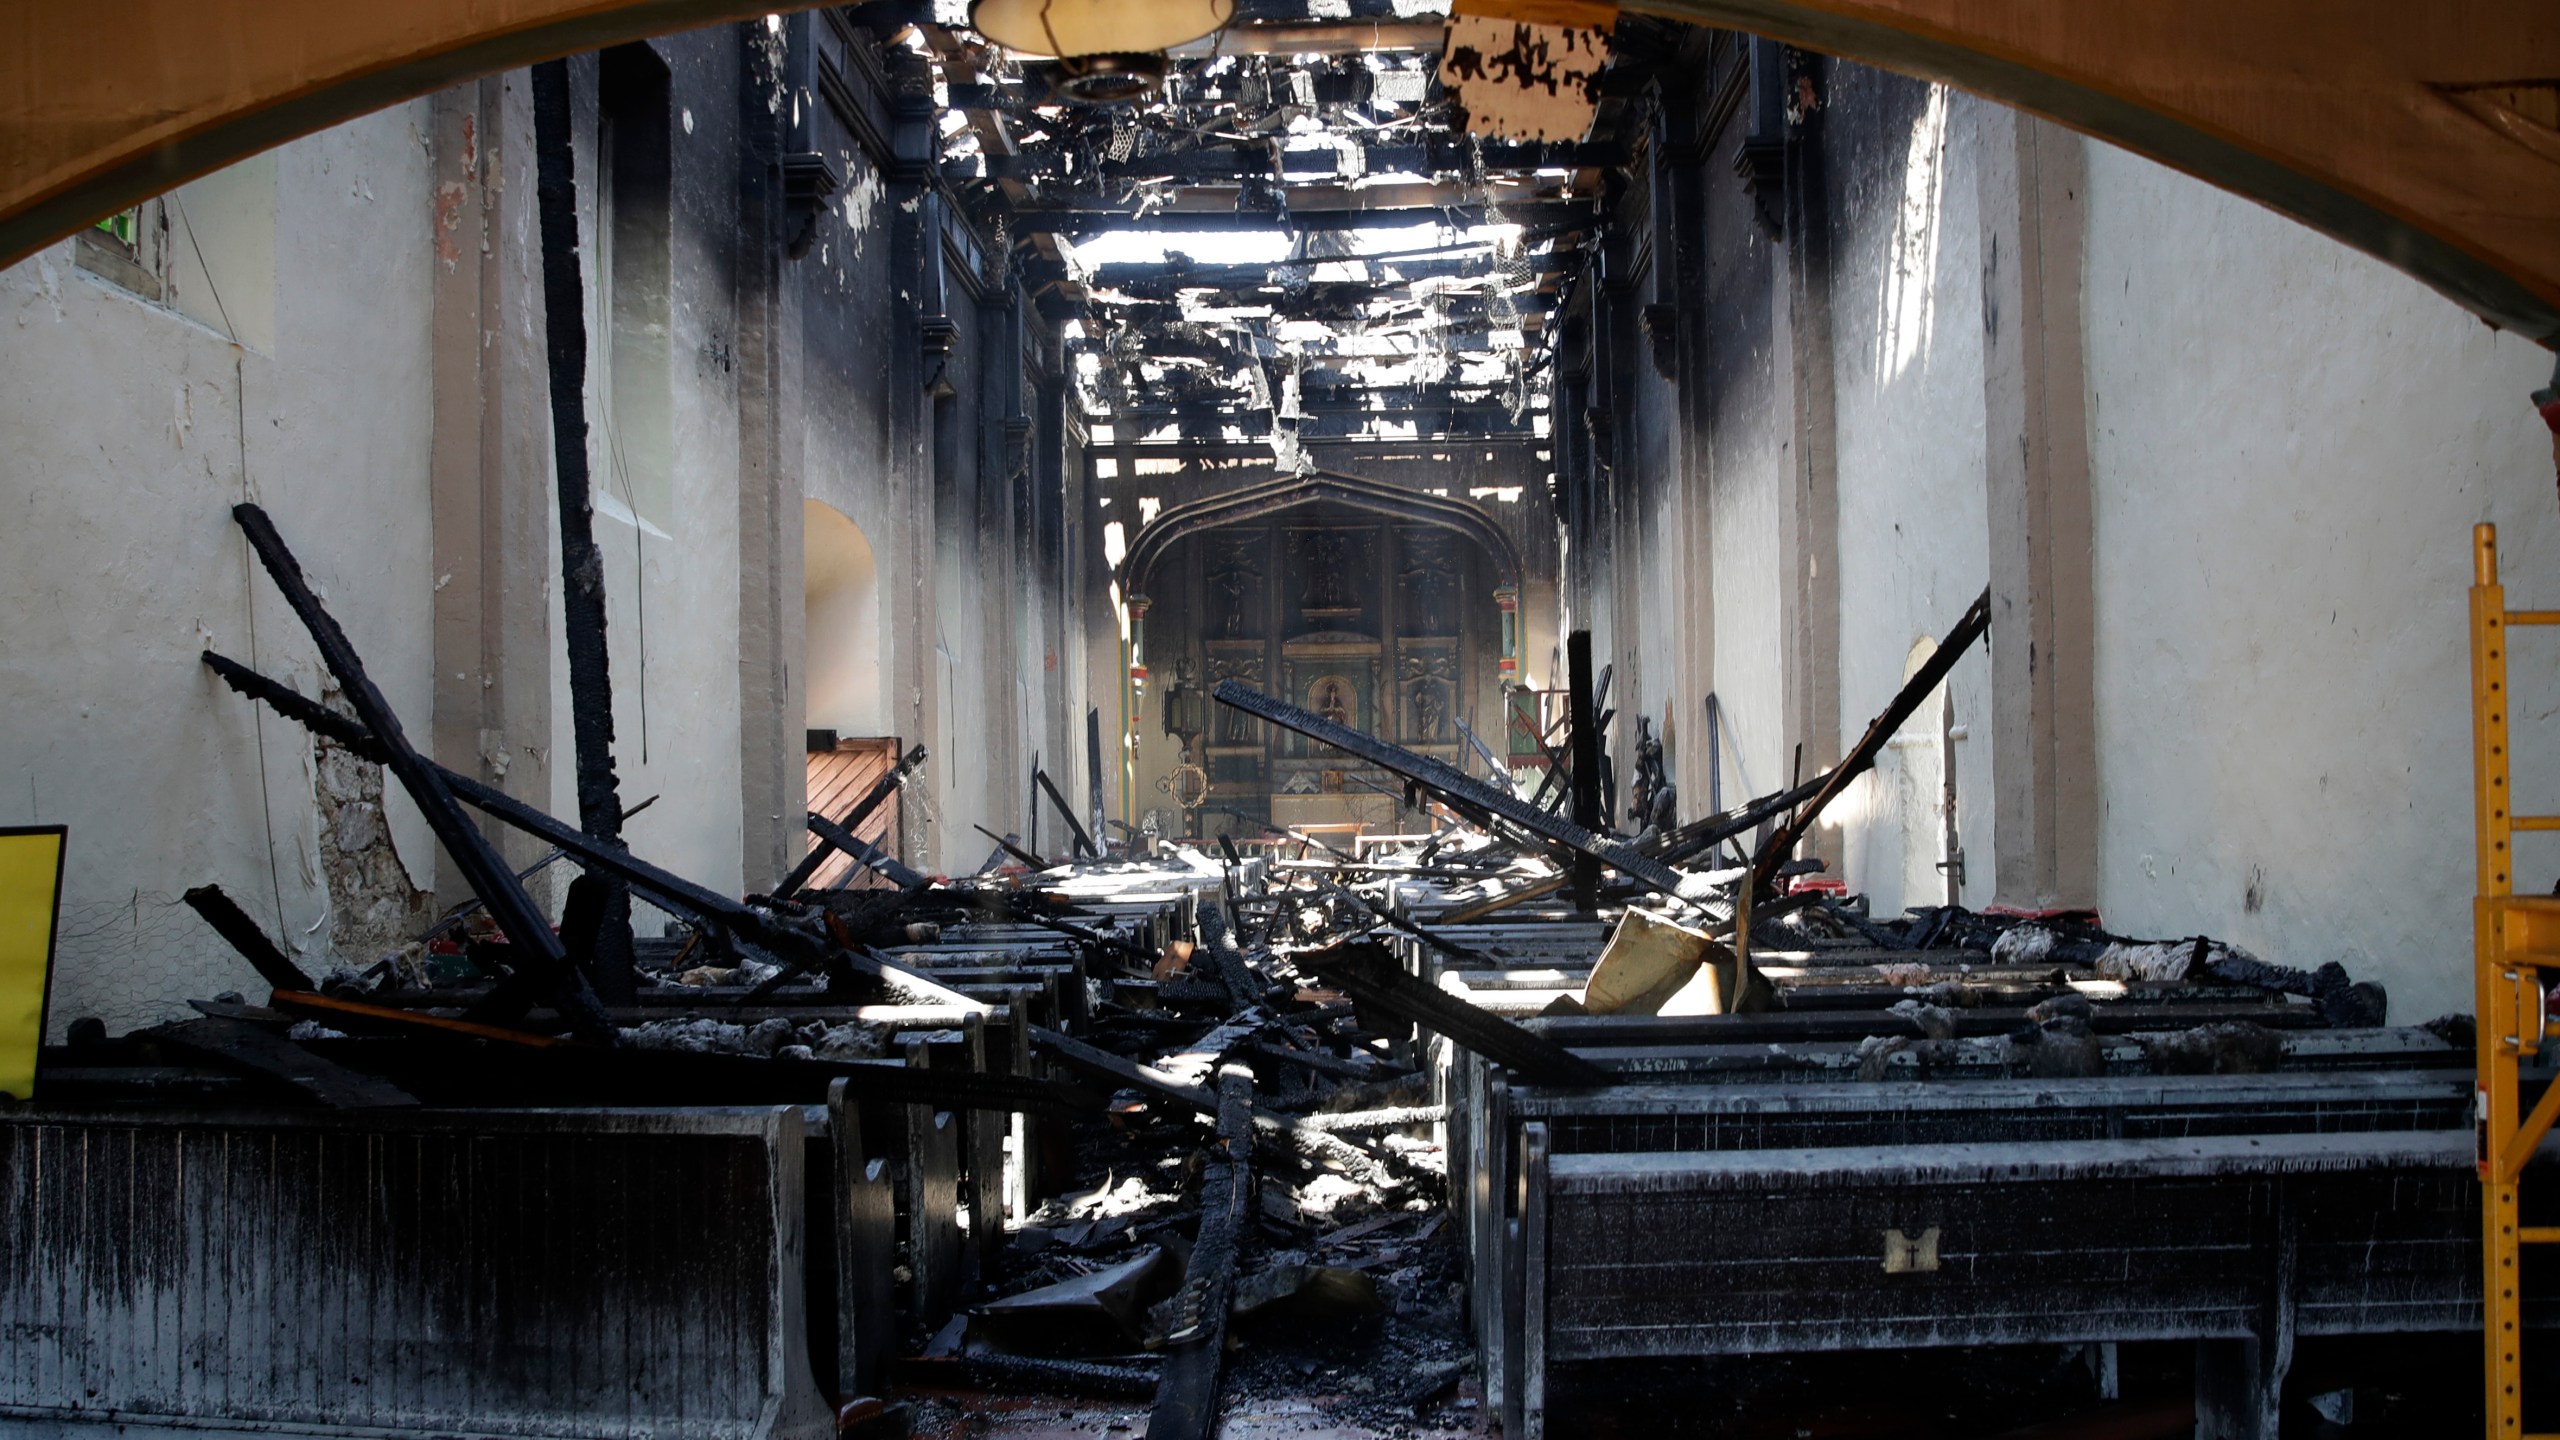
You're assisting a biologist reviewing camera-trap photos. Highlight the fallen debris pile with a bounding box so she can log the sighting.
[33,517,2463,1439]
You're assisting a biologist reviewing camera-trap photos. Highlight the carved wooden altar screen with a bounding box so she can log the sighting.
[1161,509,1504,835]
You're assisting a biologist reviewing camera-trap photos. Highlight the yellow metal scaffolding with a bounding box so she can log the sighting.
[2470,522,2560,1440]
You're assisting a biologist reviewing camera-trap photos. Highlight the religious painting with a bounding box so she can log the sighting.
[1307,672,1361,730]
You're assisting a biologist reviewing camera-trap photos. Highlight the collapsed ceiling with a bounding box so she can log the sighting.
[905,0,1653,458]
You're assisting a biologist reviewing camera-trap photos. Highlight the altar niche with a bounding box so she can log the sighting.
[1158,508,1502,837]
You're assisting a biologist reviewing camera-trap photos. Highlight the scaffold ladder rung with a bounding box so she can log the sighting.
[2472,523,2560,1440]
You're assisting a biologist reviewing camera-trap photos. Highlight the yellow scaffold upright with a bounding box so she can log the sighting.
[2470,522,2560,1439]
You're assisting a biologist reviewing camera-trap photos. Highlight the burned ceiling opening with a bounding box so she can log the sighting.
[890,0,1675,460]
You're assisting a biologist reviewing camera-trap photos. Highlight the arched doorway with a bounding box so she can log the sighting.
[800,500,903,884]
[802,500,881,738]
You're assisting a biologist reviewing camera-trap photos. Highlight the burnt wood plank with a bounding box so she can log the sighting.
[180,884,316,992]
[147,1017,418,1109]
[1210,679,1700,906]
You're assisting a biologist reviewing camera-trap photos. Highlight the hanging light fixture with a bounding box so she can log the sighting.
[971,0,1233,102]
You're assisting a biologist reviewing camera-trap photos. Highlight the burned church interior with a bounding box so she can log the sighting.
[3,1,2560,1436]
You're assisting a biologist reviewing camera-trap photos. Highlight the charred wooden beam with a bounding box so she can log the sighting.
[1031,1025,1219,1115]
[531,60,639,1007]
[200,648,982,1015]
[1147,1063,1255,1440]
[1749,588,1991,896]
[267,989,567,1047]
[1211,679,1698,906]
[180,885,317,992]
[147,1016,418,1109]
[973,824,1047,870]
[895,1353,1158,1401]
[225,507,616,1045]
[1034,766,1098,858]
[813,810,933,889]
[1329,882,1495,966]
[1305,943,1609,1088]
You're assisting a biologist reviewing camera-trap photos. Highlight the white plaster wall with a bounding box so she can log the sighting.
[1705,254,1794,806]
[1631,379,1693,793]
[1823,83,1996,917]
[2083,145,2555,1024]
[0,104,439,1034]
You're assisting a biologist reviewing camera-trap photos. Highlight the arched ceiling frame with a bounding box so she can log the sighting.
[0,2,2553,341]
[1119,470,1525,597]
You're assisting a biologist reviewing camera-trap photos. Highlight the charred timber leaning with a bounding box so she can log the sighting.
[812,810,933,889]
[973,824,1048,871]
[1566,632,1604,908]
[1433,774,1832,926]
[180,884,315,992]
[532,60,639,1006]
[1035,766,1100,859]
[775,743,925,898]
[199,646,986,1017]
[896,1354,1158,1401]
[1304,943,1609,1088]
[1749,587,1990,897]
[226,504,616,1045]
[409,793,660,947]
[1210,679,1701,907]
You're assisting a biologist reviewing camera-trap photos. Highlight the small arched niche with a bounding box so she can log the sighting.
[803,500,882,737]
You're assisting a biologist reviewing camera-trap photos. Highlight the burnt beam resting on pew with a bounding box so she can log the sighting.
[1033,1025,1220,1114]
[200,647,984,1017]
[1329,881,1494,965]
[1210,679,1706,910]
[224,505,617,1045]
[1304,943,1610,1088]
[895,1353,1159,1400]
[146,1015,419,1109]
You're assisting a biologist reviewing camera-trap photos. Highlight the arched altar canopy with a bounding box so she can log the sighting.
[1120,470,1525,599]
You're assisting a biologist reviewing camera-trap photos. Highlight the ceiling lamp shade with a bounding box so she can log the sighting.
[971,0,1234,61]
